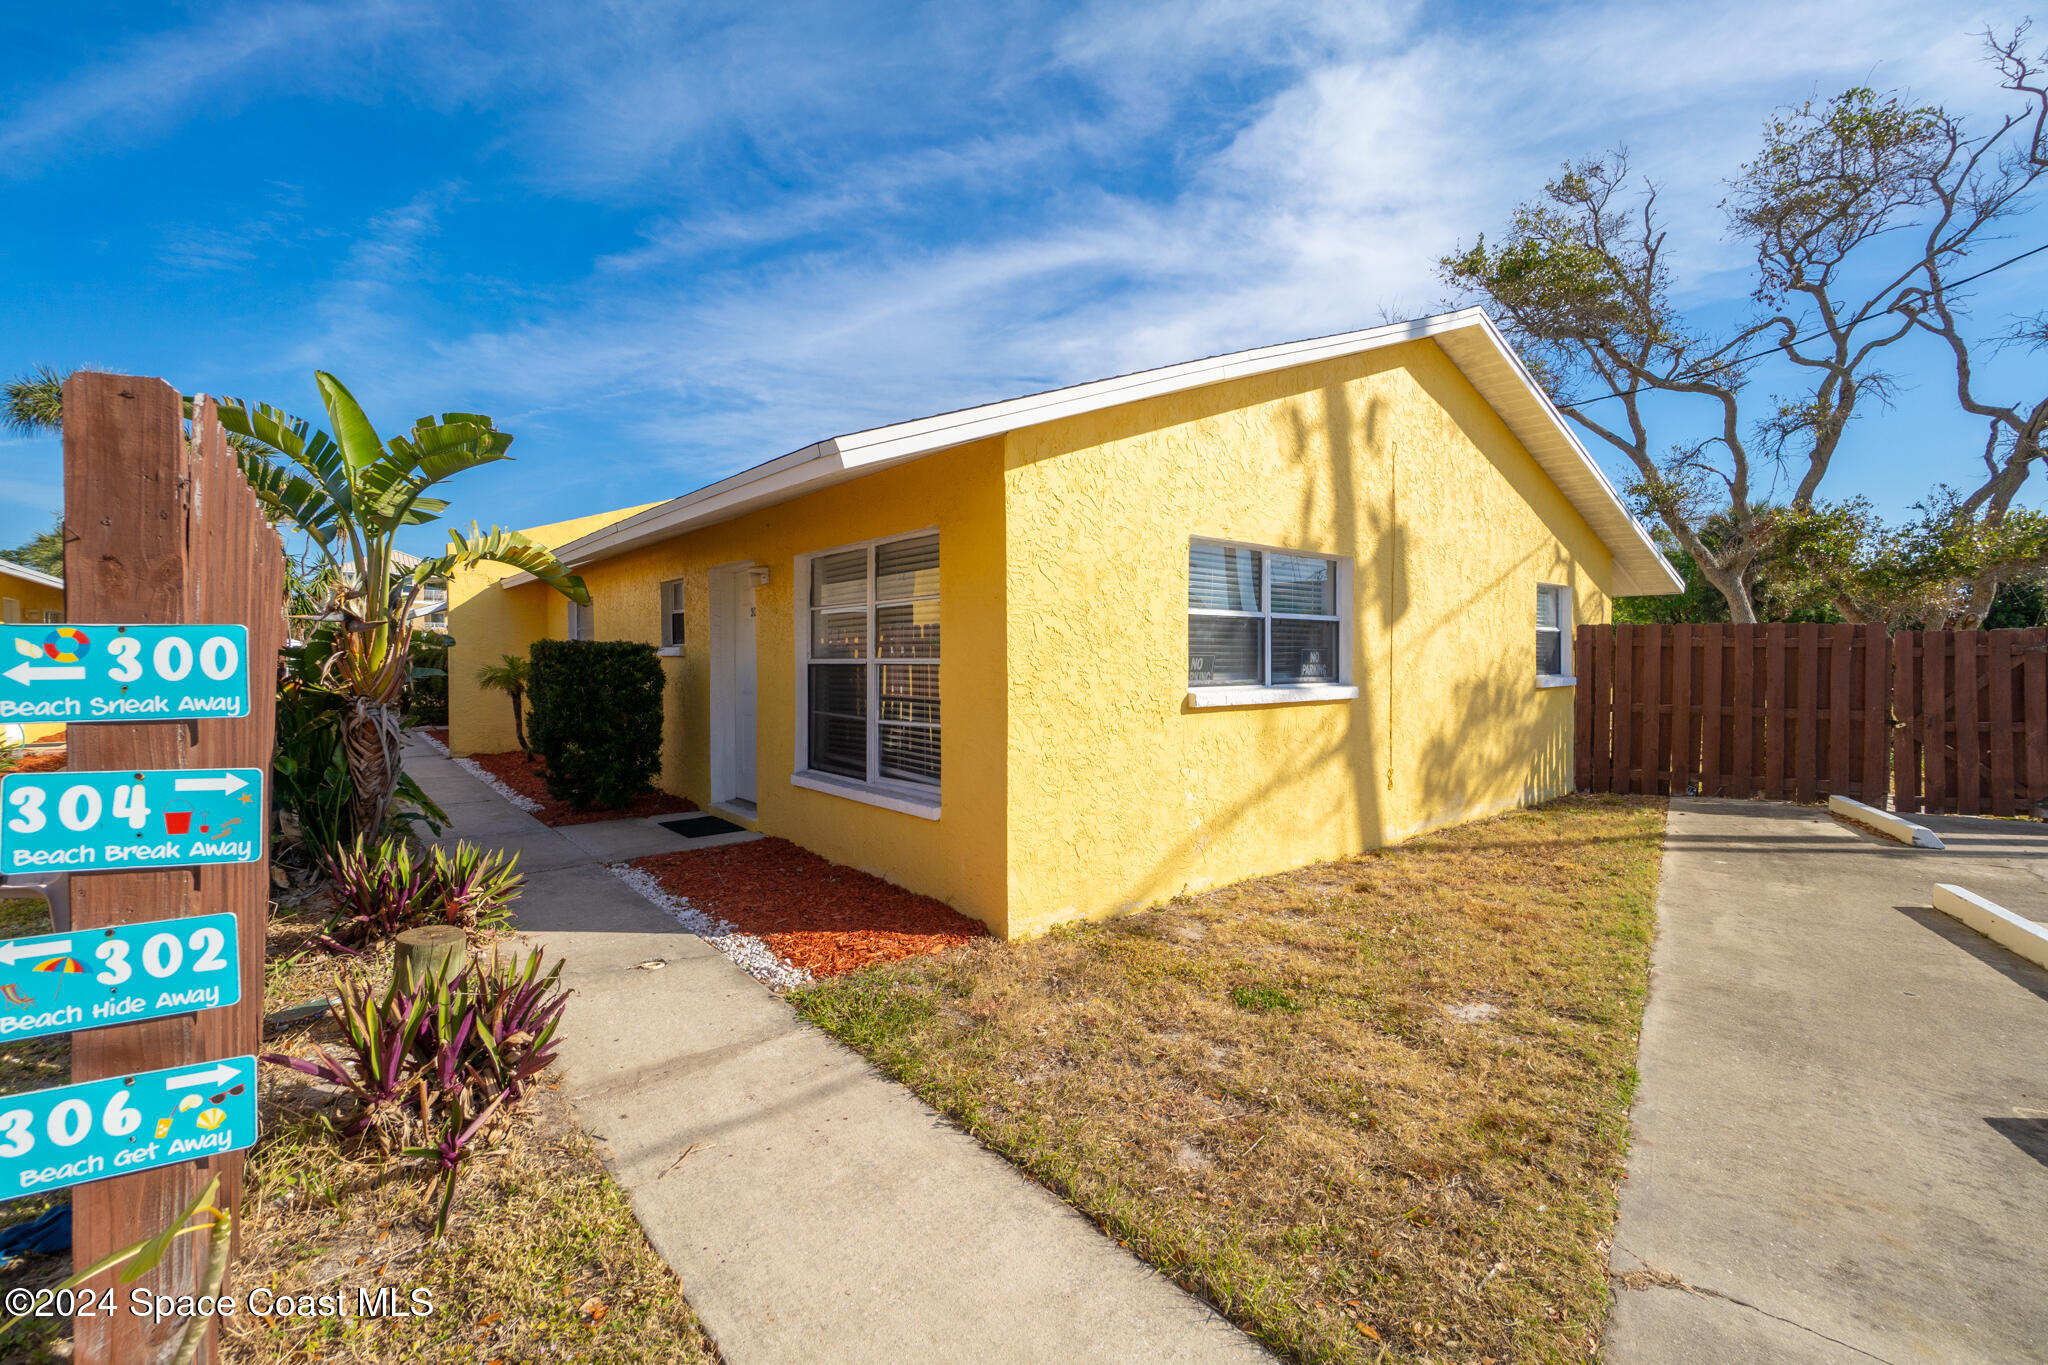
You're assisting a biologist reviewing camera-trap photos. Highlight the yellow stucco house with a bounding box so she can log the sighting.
[1,560,67,744]
[446,309,1679,938]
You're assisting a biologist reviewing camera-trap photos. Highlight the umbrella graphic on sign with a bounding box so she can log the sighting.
[32,956,83,999]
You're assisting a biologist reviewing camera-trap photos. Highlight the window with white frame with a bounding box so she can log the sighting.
[660,579,686,648]
[1536,583,1572,679]
[567,599,594,641]
[804,534,939,791]
[1187,540,1344,687]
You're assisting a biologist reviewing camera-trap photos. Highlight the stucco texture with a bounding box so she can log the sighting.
[999,338,1611,936]
[460,443,1011,933]
[452,336,1622,940]
[444,505,659,756]
[2,566,67,741]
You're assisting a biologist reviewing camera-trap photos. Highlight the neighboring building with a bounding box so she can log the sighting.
[446,309,1680,938]
[0,560,62,626]
[337,552,451,631]
[0,560,67,744]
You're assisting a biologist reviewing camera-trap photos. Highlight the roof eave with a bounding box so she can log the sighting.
[504,307,1681,596]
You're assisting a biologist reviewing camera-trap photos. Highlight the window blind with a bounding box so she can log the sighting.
[661,579,686,648]
[1188,539,1344,688]
[805,534,939,791]
[1536,585,1567,676]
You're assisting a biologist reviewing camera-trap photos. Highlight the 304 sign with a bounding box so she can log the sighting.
[0,624,249,724]
[0,768,264,874]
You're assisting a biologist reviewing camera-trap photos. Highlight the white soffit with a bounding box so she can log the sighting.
[0,561,63,590]
[511,307,1682,596]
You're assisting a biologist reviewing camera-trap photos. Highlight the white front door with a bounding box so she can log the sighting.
[712,565,759,807]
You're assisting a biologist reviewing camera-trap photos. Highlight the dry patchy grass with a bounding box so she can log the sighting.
[223,1083,713,1364]
[0,878,715,1365]
[223,889,717,1365]
[0,896,70,1365]
[793,795,1666,1364]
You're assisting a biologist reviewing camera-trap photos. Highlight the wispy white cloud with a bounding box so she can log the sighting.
[4,0,2028,547]
[317,0,2015,482]
[0,1,432,172]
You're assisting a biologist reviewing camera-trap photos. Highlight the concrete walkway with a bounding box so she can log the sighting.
[402,737,1268,1365]
[1607,799,2048,1365]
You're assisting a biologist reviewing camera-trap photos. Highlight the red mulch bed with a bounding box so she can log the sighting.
[423,726,450,748]
[9,750,66,773]
[629,837,988,978]
[467,748,697,827]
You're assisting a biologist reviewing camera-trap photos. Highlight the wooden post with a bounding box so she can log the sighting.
[1573,624,1593,791]
[62,375,282,1365]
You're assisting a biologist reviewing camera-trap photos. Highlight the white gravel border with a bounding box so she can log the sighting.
[412,729,450,756]
[453,755,543,813]
[605,862,813,991]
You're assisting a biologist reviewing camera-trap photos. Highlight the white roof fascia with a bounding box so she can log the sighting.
[0,561,63,590]
[506,308,1681,596]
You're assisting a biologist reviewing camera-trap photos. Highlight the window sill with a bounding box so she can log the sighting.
[1185,683,1359,709]
[1536,674,1577,689]
[789,770,941,820]
[656,645,683,658]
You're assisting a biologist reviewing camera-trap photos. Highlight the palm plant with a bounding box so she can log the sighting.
[474,653,532,754]
[209,373,587,839]
[3,364,65,435]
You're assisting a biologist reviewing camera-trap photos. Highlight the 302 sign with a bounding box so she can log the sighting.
[0,768,263,874]
[0,913,243,1043]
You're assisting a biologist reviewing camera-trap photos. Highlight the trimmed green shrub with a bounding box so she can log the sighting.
[526,639,665,810]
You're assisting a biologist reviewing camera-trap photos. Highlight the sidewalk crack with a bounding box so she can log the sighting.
[1611,1246,1904,1365]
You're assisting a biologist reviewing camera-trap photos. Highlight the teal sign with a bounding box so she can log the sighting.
[0,624,249,725]
[0,913,241,1043]
[0,1057,257,1200]
[0,769,264,875]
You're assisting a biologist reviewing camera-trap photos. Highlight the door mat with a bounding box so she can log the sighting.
[659,814,747,839]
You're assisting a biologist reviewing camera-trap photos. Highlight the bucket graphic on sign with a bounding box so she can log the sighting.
[165,812,192,835]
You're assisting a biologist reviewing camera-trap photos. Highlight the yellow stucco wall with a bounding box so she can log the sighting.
[453,338,1626,940]
[999,337,1613,936]
[1,566,67,742]
[478,443,1012,933]
[444,506,659,756]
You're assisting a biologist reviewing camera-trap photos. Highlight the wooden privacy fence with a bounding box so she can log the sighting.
[1572,623,2048,816]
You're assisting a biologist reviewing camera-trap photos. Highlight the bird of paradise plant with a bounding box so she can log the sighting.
[202,374,588,840]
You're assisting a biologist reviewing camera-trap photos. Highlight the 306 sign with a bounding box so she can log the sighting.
[0,1058,258,1198]
[0,624,249,723]
[0,769,264,874]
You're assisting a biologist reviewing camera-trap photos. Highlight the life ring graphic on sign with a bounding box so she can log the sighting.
[41,627,90,663]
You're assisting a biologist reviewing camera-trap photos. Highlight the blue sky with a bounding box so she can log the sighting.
[3,0,2043,557]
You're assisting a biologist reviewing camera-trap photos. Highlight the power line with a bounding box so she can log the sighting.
[1553,240,2048,413]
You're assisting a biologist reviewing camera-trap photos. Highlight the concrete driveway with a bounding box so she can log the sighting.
[1605,799,2048,1365]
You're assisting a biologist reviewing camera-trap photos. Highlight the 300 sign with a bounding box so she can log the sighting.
[102,633,240,685]
[0,623,251,722]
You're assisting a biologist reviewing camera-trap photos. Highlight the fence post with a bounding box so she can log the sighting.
[60,374,280,1364]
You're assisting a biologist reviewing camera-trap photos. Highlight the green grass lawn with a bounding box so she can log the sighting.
[794,795,1667,1364]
